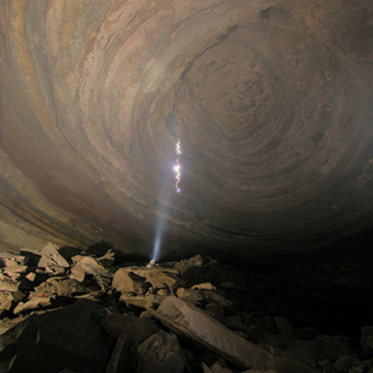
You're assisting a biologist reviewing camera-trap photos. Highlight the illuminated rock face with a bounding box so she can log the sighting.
[0,1,372,260]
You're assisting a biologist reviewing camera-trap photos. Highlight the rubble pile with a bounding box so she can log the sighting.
[0,244,372,373]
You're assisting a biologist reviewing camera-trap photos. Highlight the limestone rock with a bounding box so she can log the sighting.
[274,316,295,337]
[192,282,217,291]
[0,300,113,373]
[101,313,159,342]
[154,296,275,370]
[295,327,320,341]
[334,355,361,372]
[32,278,92,297]
[112,268,149,295]
[70,256,111,282]
[239,370,276,373]
[173,254,204,274]
[113,266,181,293]
[105,331,133,373]
[25,272,36,282]
[37,243,70,269]
[220,281,246,292]
[361,326,373,354]
[206,302,225,318]
[137,329,185,373]
[0,273,19,292]
[315,335,356,361]
[0,291,13,311]
[119,294,164,310]
[13,296,52,314]
[202,361,233,373]
[176,287,204,304]
[200,290,233,310]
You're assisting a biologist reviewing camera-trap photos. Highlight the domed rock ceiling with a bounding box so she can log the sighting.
[0,0,372,261]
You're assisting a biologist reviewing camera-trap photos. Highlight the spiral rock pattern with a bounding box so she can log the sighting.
[0,0,373,260]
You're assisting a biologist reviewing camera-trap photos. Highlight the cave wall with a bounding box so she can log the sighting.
[0,0,373,260]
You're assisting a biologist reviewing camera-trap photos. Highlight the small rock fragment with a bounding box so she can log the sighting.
[0,291,13,311]
[192,282,217,291]
[25,272,36,282]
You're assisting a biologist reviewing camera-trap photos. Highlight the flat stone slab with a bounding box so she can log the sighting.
[153,296,275,370]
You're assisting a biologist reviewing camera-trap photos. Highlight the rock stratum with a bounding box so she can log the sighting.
[0,0,373,260]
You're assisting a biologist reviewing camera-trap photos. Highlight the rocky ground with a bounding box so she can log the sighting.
[0,243,372,373]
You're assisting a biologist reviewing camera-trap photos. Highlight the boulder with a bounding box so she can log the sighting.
[173,254,204,274]
[154,297,318,373]
[70,256,111,282]
[112,269,149,295]
[274,316,295,337]
[361,326,373,354]
[105,331,133,373]
[176,287,204,304]
[119,294,164,310]
[101,313,159,342]
[220,281,246,292]
[0,291,13,311]
[137,329,185,373]
[0,300,113,373]
[239,370,276,373]
[295,327,320,341]
[37,243,70,269]
[154,296,274,370]
[192,282,217,291]
[334,355,361,372]
[200,290,233,310]
[203,362,232,373]
[315,335,356,361]
[0,273,19,292]
[206,302,225,318]
[113,266,181,294]
[13,296,52,314]
[32,277,92,297]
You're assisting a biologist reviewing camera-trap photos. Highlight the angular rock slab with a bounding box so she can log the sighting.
[113,266,182,293]
[154,296,275,370]
[0,300,113,373]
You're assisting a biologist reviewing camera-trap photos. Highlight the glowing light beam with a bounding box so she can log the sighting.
[151,140,183,264]
[175,141,182,193]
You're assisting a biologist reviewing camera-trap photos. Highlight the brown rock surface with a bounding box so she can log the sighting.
[0,1,372,262]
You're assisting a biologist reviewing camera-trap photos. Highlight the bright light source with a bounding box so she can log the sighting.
[174,140,182,193]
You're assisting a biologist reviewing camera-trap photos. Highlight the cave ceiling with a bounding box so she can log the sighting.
[0,0,373,261]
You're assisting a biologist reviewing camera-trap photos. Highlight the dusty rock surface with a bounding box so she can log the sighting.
[0,244,372,373]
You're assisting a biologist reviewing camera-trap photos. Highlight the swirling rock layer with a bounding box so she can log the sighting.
[0,0,373,260]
